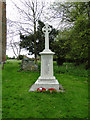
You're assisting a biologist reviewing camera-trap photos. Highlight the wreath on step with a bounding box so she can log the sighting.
[37,87,57,93]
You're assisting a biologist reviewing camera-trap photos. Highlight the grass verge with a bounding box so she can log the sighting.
[2,60,88,118]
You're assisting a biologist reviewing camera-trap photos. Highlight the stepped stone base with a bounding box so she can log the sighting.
[29,76,60,92]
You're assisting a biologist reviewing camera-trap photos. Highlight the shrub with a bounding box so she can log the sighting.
[17,55,24,60]
[6,55,9,60]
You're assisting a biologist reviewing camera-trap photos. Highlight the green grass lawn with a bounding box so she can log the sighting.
[2,60,88,118]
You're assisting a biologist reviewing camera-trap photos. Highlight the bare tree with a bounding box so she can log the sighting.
[8,0,45,64]
[7,19,21,58]
[9,40,21,58]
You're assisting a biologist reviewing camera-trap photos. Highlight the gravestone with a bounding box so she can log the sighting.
[29,23,60,91]
[21,57,38,71]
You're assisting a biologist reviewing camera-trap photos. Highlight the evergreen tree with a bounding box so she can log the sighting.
[20,20,58,58]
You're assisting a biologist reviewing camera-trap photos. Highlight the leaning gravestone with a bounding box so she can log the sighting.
[21,57,38,71]
[29,23,60,91]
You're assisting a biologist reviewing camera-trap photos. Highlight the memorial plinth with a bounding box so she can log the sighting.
[29,23,60,91]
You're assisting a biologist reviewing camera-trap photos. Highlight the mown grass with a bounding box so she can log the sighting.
[2,60,88,118]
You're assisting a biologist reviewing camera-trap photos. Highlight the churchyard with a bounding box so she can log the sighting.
[2,23,88,119]
[1,1,89,119]
[2,60,88,118]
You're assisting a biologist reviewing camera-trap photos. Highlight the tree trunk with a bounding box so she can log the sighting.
[33,7,37,65]
[34,23,37,64]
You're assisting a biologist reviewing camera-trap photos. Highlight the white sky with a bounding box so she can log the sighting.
[6,0,89,58]
[6,0,57,58]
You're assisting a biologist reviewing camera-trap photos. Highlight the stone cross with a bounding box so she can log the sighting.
[42,23,52,50]
[29,23,60,92]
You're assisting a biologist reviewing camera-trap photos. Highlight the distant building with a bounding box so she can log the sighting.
[0,0,6,64]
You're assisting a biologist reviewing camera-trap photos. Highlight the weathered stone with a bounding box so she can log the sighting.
[29,23,60,92]
[21,58,38,71]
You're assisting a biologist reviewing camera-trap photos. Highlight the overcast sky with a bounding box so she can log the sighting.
[6,0,89,58]
[6,0,57,58]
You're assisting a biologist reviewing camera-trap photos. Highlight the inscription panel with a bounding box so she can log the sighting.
[41,55,53,78]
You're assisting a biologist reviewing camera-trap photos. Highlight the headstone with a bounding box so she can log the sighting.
[21,58,38,71]
[29,23,60,91]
